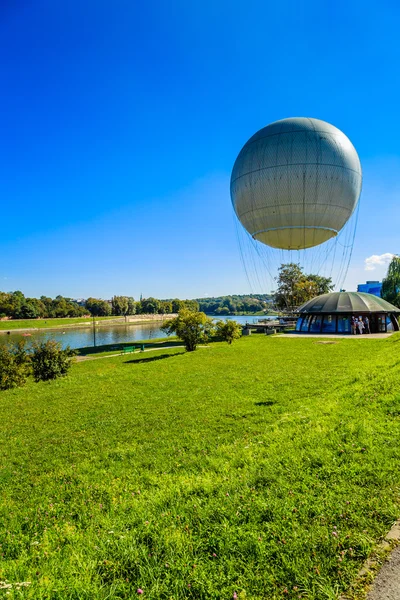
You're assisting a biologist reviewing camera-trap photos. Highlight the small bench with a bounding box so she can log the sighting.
[123,346,136,354]
[122,345,145,354]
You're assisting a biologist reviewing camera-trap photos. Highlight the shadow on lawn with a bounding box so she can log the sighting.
[124,352,185,365]
[255,401,275,407]
[77,340,183,356]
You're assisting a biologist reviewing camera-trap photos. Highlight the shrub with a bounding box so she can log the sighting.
[31,340,76,382]
[215,320,242,344]
[161,309,214,352]
[0,341,30,390]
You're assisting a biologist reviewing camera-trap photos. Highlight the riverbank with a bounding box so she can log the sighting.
[0,314,177,333]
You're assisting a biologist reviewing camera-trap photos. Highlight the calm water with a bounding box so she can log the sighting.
[0,315,273,351]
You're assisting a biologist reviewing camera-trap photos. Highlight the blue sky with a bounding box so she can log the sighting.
[1,0,399,299]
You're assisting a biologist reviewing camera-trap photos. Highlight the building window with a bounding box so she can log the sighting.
[322,314,337,333]
[295,317,303,331]
[309,315,323,333]
[377,314,386,332]
[337,315,351,333]
[301,315,312,332]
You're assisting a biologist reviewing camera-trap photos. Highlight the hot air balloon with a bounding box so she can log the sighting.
[230,117,362,289]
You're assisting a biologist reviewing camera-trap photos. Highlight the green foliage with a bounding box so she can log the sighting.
[274,263,333,310]
[198,293,272,314]
[382,255,400,307]
[161,308,214,351]
[0,341,30,390]
[159,300,173,314]
[1,337,400,598]
[0,291,202,322]
[30,340,76,382]
[140,297,161,314]
[127,297,136,315]
[85,297,112,316]
[111,295,129,316]
[0,291,87,319]
[215,319,242,344]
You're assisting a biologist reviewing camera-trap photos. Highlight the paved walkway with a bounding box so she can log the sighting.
[367,546,400,599]
[281,333,392,339]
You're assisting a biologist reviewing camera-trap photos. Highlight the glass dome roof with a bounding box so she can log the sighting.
[298,292,400,314]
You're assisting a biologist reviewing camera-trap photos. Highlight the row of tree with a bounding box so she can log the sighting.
[0,291,88,319]
[0,291,200,320]
[197,294,273,315]
[85,297,199,317]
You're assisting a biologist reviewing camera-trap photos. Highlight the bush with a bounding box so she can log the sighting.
[0,341,30,390]
[215,320,242,344]
[161,309,214,352]
[31,340,76,382]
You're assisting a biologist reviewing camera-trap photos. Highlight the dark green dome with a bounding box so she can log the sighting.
[298,292,400,314]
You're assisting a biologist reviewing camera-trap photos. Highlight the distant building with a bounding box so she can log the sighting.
[72,298,87,306]
[357,281,382,297]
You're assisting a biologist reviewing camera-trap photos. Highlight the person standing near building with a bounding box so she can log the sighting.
[351,316,357,335]
[363,316,370,334]
[357,317,364,334]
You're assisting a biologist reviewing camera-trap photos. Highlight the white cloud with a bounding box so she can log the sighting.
[364,253,394,271]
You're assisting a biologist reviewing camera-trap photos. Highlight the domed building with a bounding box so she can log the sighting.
[295,292,400,334]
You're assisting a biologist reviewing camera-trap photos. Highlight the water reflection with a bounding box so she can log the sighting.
[0,315,273,351]
[0,322,168,351]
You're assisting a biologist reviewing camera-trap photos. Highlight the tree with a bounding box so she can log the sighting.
[171,299,185,313]
[183,299,199,312]
[306,274,334,296]
[31,341,76,382]
[127,297,136,315]
[111,296,129,316]
[215,306,230,315]
[86,298,112,316]
[19,301,40,319]
[159,301,173,314]
[215,320,242,344]
[161,309,214,352]
[140,297,161,314]
[274,263,333,311]
[382,255,400,307]
[0,341,30,390]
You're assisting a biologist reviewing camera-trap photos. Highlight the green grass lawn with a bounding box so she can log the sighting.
[0,317,119,331]
[1,335,400,599]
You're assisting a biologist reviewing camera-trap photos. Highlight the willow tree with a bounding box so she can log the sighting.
[381,255,400,307]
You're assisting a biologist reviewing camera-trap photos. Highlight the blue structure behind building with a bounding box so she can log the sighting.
[357,281,382,297]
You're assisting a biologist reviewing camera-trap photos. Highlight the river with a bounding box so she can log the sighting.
[0,315,274,351]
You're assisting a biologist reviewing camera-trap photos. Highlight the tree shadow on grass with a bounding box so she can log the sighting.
[255,401,275,407]
[124,352,185,365]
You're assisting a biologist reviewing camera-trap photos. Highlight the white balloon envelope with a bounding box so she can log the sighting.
[231,117,362,251]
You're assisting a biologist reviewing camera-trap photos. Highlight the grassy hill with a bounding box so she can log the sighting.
[1,335,400,598]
